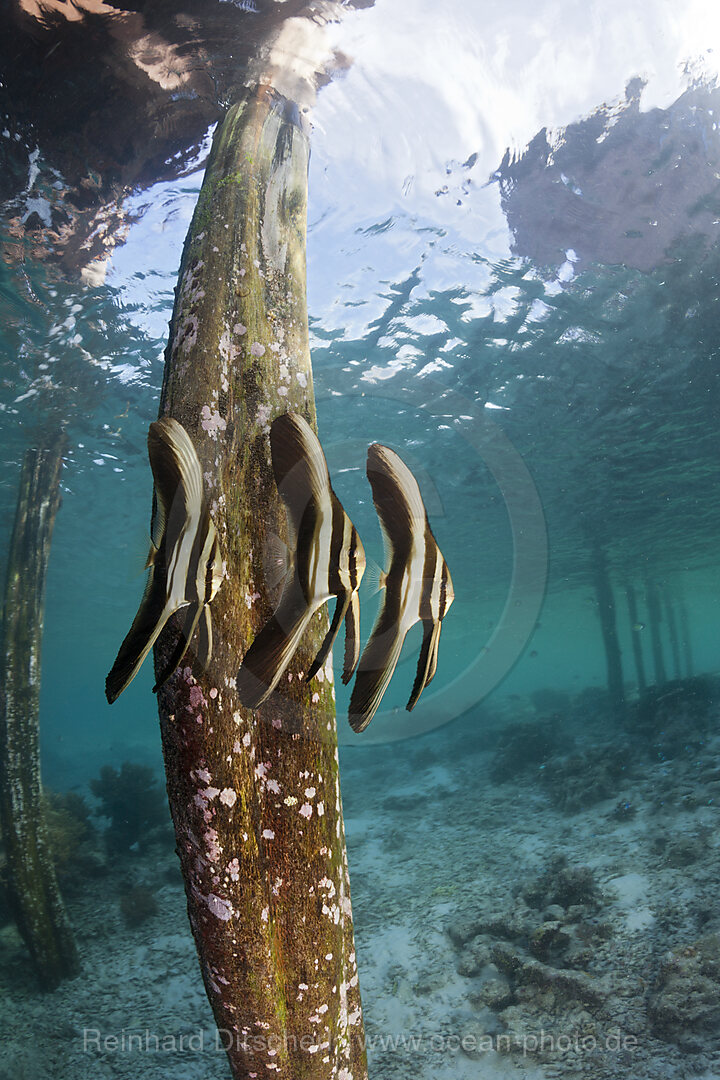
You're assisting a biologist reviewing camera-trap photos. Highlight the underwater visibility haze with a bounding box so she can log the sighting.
[1,0,720,1077]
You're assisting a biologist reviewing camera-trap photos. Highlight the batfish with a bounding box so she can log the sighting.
[236,411,365,708]
[105,417,223,703]
[348,443,454,732]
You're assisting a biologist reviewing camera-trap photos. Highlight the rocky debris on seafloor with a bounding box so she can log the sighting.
[447,856,614,1054]
[538,746,635,813]
[648,933,720,1051]
[489,720,561,783]
[628,677,716,754]
[120,884,160,928]
[488,679,720,825]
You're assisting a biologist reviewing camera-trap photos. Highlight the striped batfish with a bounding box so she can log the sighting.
[105,417,223,704]
[236,411,365,709]
[348,443,454,733]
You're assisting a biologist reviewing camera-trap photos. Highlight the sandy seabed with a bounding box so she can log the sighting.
[2,688,720,1080]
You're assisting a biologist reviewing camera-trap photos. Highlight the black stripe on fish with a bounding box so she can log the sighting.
[236,412,365,708]
[348,526,359,593]
[105,417,223,704]
[348,443,454,732]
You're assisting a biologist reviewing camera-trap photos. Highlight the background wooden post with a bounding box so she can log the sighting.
[0,432,80,989]
[590,539,625,717]
[154,86,367,1079]
[645,577,668,686]
[625,582,647,694]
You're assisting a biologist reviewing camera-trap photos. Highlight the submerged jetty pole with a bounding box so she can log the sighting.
[154,86,367,1080]
[0,433,80,988]
[679,590,695,678]
[590,540,625,717]
[663,589,682,679]
[625,583,647,694]
[644,578,667,686]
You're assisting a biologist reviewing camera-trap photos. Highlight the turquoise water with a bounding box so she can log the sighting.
[1,2,720,1078]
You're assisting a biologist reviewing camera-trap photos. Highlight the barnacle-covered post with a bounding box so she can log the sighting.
[154,85,367,1080]
[0,433,80,988]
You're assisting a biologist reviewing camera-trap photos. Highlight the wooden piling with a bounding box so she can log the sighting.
[153,86,367,1080]
[591,541,625,716]
[0,432,80,989]
[625,582,647,694]
[644,578,667,686]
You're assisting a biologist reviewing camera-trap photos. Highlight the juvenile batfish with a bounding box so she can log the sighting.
[105,417,223,704]
[348,444,454,733]
[236,411,365,709]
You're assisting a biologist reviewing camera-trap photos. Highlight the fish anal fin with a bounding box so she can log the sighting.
[236,579,315,709]
[406,619,441,712]
[348,596,408,732]
[197,605,213,670]
[307,591,349,683]
[153,601,203,693]
[105,570,175,704]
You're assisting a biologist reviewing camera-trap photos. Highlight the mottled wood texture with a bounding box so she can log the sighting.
[153,86,367,1080]
[0,433,80,988]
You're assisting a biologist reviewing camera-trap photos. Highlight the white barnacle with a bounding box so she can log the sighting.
[207,893,233,921]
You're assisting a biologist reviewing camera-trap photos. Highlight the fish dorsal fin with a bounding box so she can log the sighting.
[366,444,427,568]
[270,412,331,546]
[149,490,163,553]
[148,418,204,549]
